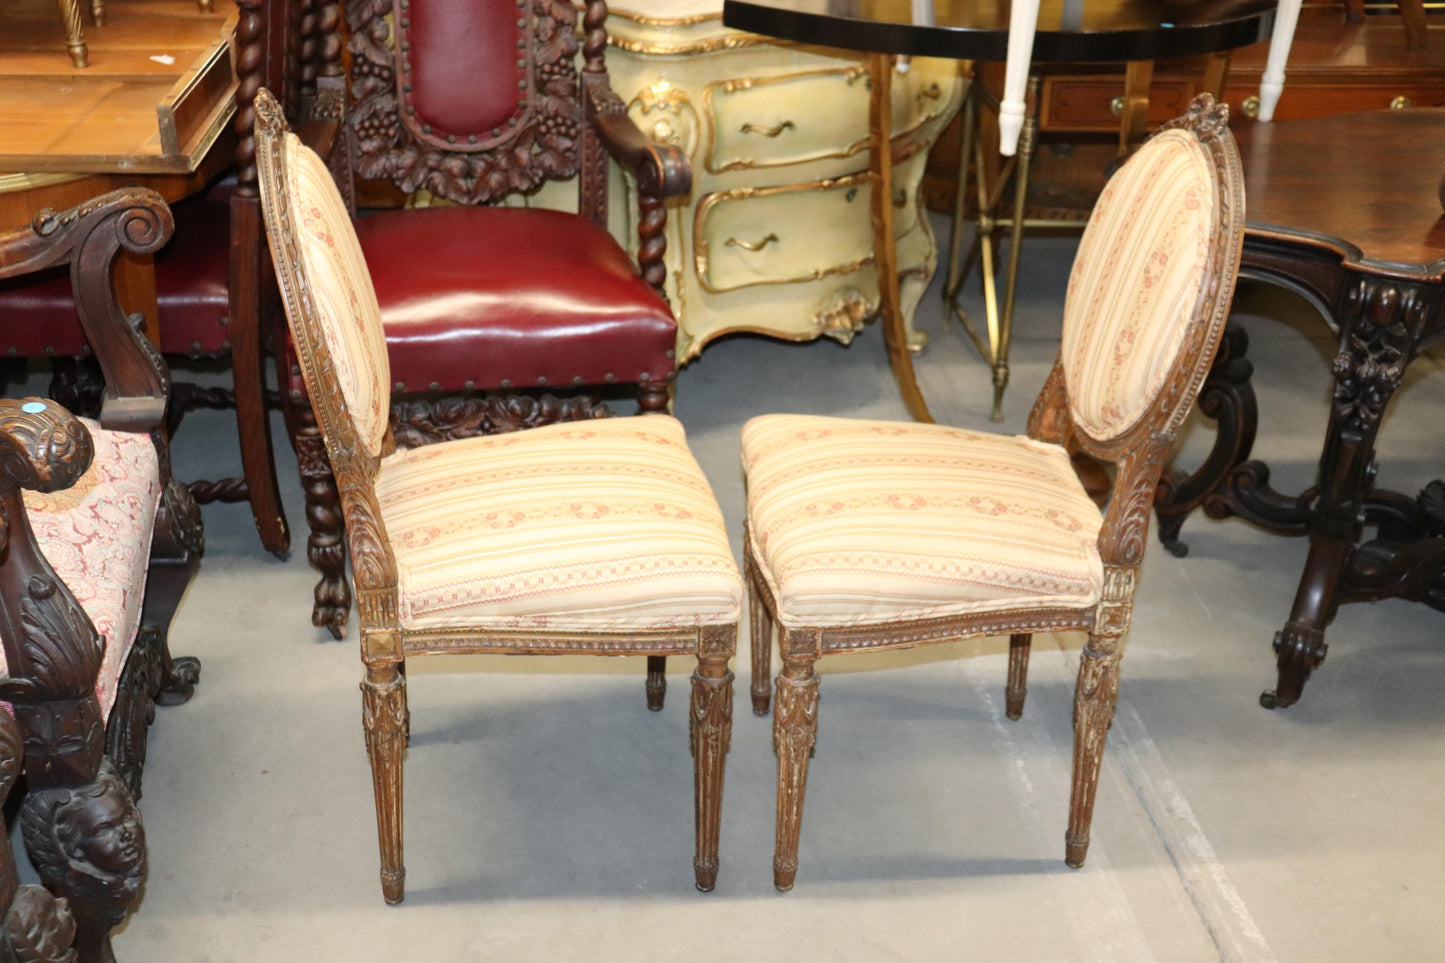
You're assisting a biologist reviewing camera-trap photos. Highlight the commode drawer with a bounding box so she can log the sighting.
[704,64,956,173]
[705,66,871,172]
[694,174,874,292]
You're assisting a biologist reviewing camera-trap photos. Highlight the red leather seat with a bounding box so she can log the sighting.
[284,206,678,394]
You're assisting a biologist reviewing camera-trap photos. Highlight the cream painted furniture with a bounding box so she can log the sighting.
[604,3,964,364]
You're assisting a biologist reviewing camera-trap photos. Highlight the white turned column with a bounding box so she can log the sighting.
[999,0,1040,155]
[1259,0,1303,121]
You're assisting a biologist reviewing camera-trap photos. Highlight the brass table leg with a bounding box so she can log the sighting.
[942,76,1041,422]
[869,53,934,424]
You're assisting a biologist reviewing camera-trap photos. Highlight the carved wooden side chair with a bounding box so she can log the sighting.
[255,88,738,902]
[742,96,1245,891]
[0,190,204,962]
[282,0,691,646]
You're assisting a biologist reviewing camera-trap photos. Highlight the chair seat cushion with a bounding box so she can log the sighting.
[0,421,160,720]
[355,206,677,393]
[742,414,1105,628]
[0,191,232,359]
[376,415,742,633]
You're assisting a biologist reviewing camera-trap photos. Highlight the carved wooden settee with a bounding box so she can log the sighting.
[0,189,204,963]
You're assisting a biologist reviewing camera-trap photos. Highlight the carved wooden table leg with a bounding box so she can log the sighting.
[690,624,734,893]
[1262,277,1430,709]
[772,628,820,892]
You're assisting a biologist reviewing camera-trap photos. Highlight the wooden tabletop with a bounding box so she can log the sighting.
[721,0,1276,62]
[1236,108,1445,278]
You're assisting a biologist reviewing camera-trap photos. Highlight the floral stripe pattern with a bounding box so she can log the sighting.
[0,422,159,719]
[742,414,1103,627]
[283,132,392,457]
[1061,129,1215,441]
[376,415,743,632]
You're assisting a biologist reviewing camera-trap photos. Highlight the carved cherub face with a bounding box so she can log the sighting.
[67,782,144,876]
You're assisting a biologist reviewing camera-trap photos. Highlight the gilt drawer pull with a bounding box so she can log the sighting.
[740,120,796,137]
[725,233,779,252]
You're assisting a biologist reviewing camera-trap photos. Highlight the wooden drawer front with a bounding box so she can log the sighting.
[695,175,873,292]
[706,66,871,173]
[1224,83,1445,122]
[1041,76,1198,132]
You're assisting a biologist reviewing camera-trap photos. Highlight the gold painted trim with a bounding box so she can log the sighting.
[703,65,869,174]
[693,173,874,294]
[608,33,787,55]
[608,7,723,27]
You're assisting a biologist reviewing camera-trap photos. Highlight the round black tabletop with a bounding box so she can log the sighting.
[721,0,1277,63]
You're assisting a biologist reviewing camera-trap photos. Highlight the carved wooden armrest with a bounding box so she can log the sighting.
[0,189,173,436]
[1026,358,1071,445]
[0,399,94,498]
[585,78,692,202]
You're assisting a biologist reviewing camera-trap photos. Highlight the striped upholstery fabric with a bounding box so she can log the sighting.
[1062,129,1215,442]
[742,414,1104,628]
[376,416,743,632]
[0,421,159,720]
[281,132,392,458]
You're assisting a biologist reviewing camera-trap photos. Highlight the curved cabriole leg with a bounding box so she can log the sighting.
[646,656,666,711]
[1005,633,1031,720]
[772,639,819,892]
[1066,638,1122,869]
[1263,536,1347,709]
[690,624,734,892]
[294,404,350,639]
[361,662,407,904]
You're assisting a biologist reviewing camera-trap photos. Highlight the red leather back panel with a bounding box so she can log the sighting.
[402,0,524,140]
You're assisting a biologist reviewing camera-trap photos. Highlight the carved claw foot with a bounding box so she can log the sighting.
[156,656,202,707]
[313,577,351,641]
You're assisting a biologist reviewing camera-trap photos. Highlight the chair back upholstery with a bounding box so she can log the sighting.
[255,90,393,462]
[347,0,591,205]
[1060,97,1245,447]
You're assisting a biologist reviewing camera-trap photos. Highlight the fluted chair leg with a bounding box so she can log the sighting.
[772,654,819,892]
[646,656,666,711]
[690,642,733,892]
[1066,635,1121,869]
[362,663,408,903]
[1005,633,1031,720]
[745,544,774,716]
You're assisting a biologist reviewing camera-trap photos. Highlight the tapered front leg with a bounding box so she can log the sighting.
[1005,633,1032,720]
[744,541,775,715]
[690,625,735,892]
[773,633,820,892]
[361,662,408,904]
[646,656,667,711]
[1066,637,1121,869]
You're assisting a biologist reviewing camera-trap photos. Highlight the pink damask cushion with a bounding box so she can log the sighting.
[742,414,1104,628]
[0,421,160,720]
[376,415,742,633]
[1061,129,1216,442]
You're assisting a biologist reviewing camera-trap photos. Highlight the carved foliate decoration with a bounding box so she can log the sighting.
[0,576,103,705]
[1158,92,1230,143]
[19,760,146,932]
[161,478,205,557]
[346,0,582,204]
[389,394,611,449]
[1332,278,1427,434]
[0,886,78,963]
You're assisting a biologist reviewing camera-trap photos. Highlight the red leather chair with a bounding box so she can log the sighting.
[285,0,690,645]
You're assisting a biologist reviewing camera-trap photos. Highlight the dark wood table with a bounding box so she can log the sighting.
[1154,108,1445,709]
[722,0,1277,422]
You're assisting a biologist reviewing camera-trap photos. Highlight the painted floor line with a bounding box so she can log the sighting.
[1112,703,1277,963]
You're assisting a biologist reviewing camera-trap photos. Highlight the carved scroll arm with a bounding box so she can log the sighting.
[585,80,691,202]
[1026,357,1070,446]
[1096,434,1173,569]
[0,190,174,436]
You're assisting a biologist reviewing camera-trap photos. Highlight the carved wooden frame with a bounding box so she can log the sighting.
[255,88,733,903]
[746,94,1246,892]
[0,188,205,963]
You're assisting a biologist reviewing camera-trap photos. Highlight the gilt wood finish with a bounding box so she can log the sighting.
[747,97,1245,890]
[0,189,204,963]
[255,89,733,902]
[285,0,689,639]
[1151,108,1445,709]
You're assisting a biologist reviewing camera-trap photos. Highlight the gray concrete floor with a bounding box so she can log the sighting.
[112,221,1445,960]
